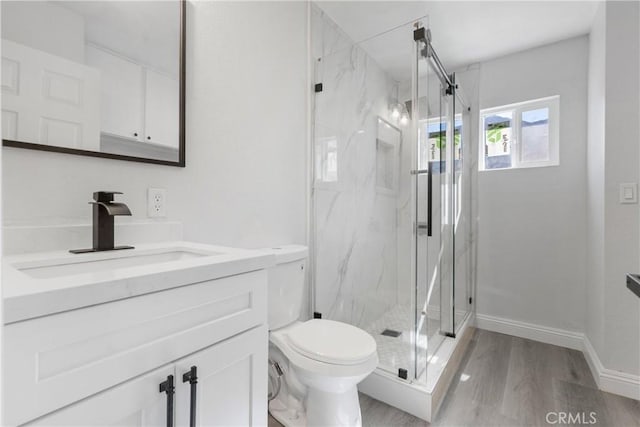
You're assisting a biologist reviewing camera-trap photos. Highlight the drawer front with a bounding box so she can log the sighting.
[4,270,266,426]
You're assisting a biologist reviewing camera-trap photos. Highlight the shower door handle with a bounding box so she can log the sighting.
[427,165,432,237]
[411,168,433,237]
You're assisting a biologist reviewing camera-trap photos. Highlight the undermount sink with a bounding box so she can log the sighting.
[15,249,217,279]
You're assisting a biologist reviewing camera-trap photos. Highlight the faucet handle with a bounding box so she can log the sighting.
[93,191,124,202]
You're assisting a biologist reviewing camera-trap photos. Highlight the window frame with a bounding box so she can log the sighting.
[479,95,560,171]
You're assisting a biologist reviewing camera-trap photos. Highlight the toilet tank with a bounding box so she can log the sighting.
[267,245,308,330]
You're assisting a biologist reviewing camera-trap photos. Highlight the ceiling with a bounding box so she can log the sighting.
[316,1,600,82]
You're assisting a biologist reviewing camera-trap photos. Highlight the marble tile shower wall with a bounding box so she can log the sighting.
[311,4,412,329]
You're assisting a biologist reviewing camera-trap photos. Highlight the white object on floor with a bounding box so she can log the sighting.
[266,245,379,427]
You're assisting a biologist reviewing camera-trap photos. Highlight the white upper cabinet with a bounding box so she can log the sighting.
[85,44,143,141]
[145,69,179,148]
[86,44,179,148]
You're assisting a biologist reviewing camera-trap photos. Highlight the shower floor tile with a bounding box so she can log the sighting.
[364,304,431,376]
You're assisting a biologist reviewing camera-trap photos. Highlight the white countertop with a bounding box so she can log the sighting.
[2,241,275,324]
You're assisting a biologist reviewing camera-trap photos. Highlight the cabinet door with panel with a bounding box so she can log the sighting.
[2,40,101,150]
[144,69,179,148]
[85,45,143,141]
[25,365,174,427]
[175,326,268,427]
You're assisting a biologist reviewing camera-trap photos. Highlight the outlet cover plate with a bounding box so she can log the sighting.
[147,188,167,217]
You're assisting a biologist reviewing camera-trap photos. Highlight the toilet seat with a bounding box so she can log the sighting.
[270,320,378,379]
[286,319,376,365]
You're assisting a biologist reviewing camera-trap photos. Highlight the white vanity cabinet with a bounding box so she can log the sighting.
[25,326,267,427]
[4,267,269,427]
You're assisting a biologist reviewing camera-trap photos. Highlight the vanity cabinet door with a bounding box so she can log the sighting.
[175,325,268,427]
[25,365,174,427]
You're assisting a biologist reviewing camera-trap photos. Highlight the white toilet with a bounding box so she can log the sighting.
[266,246,378,427]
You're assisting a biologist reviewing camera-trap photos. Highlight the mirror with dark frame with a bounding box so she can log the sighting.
[1,0,185,167]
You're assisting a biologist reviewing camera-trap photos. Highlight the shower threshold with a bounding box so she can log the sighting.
[358,312,474,422]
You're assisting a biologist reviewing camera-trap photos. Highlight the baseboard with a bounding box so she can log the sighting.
[475,313,584,350]
[583,336,640,400]
[475,313,640,401]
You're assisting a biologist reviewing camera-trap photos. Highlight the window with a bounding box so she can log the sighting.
[479,96,559,171]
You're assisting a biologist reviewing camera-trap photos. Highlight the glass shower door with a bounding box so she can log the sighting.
[414,58,455,381]
[413,28,470,380]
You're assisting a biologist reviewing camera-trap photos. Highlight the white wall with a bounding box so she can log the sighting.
[476,36,589,333]
[586,1,607,367]
[2,1,307,249]
[600,1,640,376]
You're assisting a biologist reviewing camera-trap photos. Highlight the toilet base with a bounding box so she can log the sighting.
[269,397,307,427]
[306,386,362,427]
[269,385,362,427]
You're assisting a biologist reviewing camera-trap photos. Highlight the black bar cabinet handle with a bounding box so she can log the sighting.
[159,375,175,427]
[182,366,198,427]
[427,163,433,237]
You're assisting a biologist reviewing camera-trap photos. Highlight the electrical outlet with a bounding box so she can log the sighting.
[147,188,167,217]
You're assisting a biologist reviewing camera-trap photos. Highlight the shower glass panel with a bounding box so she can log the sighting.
[311,8,418,380]
[453,91,473,333]
[413,26,472,381]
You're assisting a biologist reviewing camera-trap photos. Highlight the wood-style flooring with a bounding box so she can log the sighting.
[269,328,640,426]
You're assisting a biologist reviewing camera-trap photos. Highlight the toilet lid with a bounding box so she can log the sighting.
[286,319,376,365]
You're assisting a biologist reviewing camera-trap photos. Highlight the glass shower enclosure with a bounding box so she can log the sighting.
[311,6,476,387]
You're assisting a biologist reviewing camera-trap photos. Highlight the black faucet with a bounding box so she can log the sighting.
[70,191,134,254]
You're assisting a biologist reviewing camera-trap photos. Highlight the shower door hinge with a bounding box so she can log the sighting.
[413,26,428,42]
[314,83,323,93]
[469,297,473,304]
